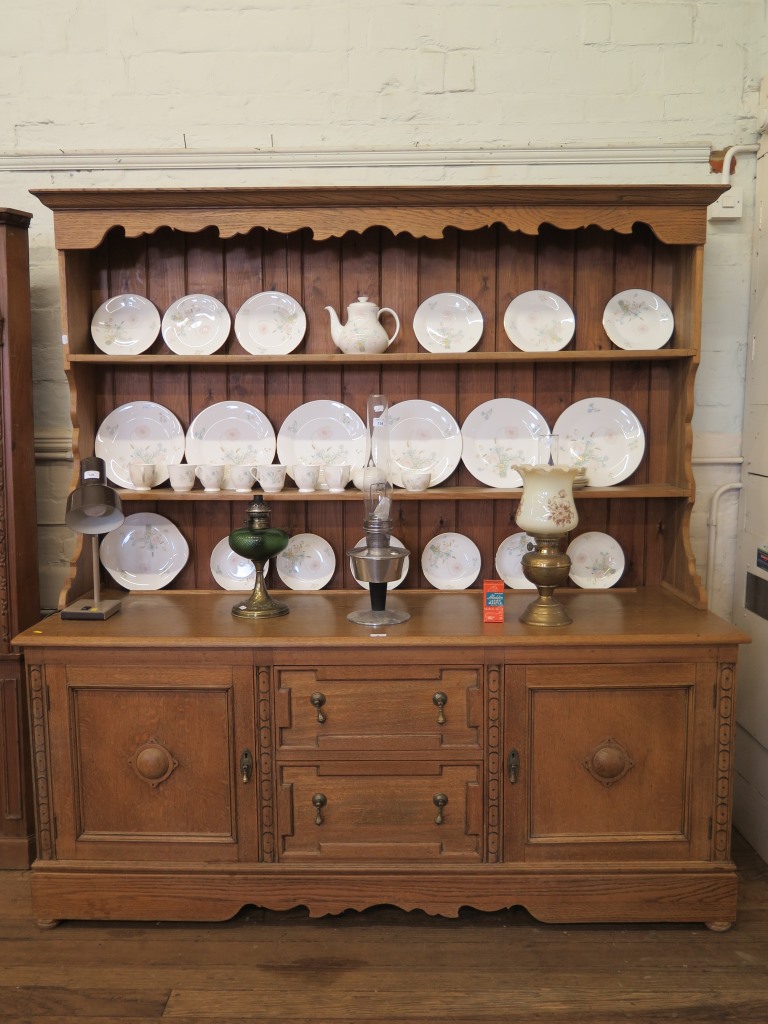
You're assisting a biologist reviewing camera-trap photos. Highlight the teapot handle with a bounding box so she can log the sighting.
[378,307,400,347]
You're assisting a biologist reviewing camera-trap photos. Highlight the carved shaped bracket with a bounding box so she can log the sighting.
[583,737,635,787]
[129,739,178,788]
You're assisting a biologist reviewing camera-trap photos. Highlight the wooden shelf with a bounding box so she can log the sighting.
[118,483,692,502]
[67,348,697,366]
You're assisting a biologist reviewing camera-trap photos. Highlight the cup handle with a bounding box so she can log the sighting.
[379,307,400,346]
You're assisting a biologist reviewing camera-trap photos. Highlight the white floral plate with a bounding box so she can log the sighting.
[349,535,409,591]
[553,397,645,487]
[276,533,335,590]
[461,399,550,488]
[602,289,674,350]
[277,401,368,486]
[100,513,188,591]
[162,293,231,355]
[234,291,306,355]
[567,531,625,589]
[95,401,185,489]
[387,399,462,487]
[91,294,161,355]
[421,532,481,590]
[494,533,536,590]
[185,401,276,489]
[413,292,483,353]
[210,536,269,591]
[503,290,575,352]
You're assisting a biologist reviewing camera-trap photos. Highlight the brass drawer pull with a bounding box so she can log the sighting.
[433,793,448,825]
[312,792,327,825]
[310,692,327,724]
[433,691,448,725]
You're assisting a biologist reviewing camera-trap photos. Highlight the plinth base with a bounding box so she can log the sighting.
[519,594,572,627]
[347,608,410,627]
[232,598,289,619]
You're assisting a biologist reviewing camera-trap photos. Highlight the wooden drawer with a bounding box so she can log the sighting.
[277,761,483,862]
[275,663,483,752]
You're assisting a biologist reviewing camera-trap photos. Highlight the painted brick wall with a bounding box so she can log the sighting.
[0,0,764,610]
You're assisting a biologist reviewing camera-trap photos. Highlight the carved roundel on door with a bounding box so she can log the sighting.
[583,737,635,787]
[129,739,179,787]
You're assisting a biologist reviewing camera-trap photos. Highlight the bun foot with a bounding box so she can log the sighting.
[705,920,733,932]
[35,918,60,930]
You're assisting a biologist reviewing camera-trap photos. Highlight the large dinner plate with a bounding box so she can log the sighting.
[461,398,550,487]
[421,532,481,590]
[99,513,188,590]
[185,401,276,489]
[95,401,185,489]
[567,531,625,589]
[503,290,575,352]
[277,401,368,484]
[553,397,645,487]
[210,535,266,591]
[387,400,462,487]
[413,292,483,353]
[276,533,336,590]
[494,533,536,590]
[162,293,231,355]
[234,291,306,355]
[91,293,161,355]
[602,289,674,350]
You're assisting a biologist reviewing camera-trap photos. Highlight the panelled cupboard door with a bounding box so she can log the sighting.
[503,659,718,863]
[40,657,259,863]
[276,762,483,862]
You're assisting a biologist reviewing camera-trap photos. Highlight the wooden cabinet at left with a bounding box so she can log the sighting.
[0,208,40,867]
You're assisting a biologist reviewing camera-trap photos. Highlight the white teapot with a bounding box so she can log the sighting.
[325,296,400,354]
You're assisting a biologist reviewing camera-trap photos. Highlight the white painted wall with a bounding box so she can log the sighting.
[0,0,764,612]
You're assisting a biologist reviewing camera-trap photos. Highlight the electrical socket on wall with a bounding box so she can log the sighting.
[709,186,743,220]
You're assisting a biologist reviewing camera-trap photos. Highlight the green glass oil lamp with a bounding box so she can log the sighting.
[229,497,290,619]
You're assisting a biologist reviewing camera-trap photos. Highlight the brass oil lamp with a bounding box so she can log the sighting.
[229,497,290,619]
[514,436,580,626]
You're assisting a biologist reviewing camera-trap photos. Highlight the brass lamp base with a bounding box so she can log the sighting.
[232,567,289,619]
[519,534,572,627]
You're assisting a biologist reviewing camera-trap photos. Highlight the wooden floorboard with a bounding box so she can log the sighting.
[1,831,767,1024]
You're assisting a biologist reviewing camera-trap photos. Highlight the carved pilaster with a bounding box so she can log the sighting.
[0,382,10,651]
[257,664,275,863]
[486,664,501,863]
[28,665,53,859]
[713,663,736,860]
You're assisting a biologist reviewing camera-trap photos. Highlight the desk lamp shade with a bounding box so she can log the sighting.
[62,457,124,620]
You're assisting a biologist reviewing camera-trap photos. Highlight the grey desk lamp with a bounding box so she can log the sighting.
[62,456,124,620]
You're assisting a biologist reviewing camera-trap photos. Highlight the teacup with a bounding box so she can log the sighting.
[401,468,432,491]
[291,464,320,493]
[128,463,164,491]
[228,465,257,493]
[168,463,196,492]
[324,463,351,493]
[196,464,225,492]
[257,464,287,494]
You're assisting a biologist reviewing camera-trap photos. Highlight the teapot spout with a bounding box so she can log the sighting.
[325,305,343,347]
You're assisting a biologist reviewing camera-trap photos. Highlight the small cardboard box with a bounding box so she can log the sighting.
[483,579,505,622]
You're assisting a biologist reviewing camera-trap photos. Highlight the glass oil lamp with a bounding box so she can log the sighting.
[229,497,290,619]
[514,435,580,626]
[347,478,410,626]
